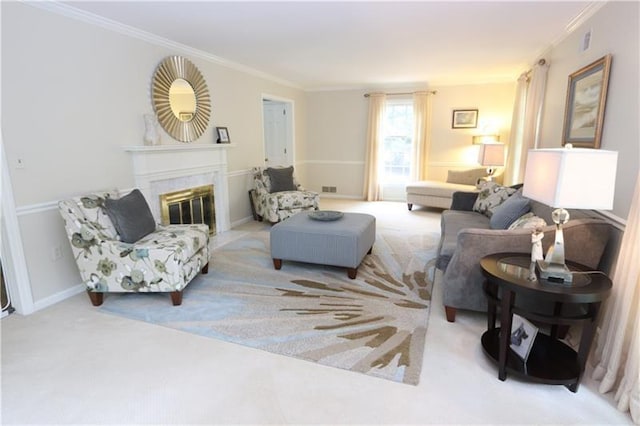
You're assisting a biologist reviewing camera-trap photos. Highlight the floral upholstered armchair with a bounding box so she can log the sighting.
[251,166,319,223]
[58,189,210,306]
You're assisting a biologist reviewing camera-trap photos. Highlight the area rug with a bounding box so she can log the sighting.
[100,226,439,385]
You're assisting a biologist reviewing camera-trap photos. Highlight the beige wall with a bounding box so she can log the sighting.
[1,2,306,306]
[303,83,515,197]
[539,1,638,220]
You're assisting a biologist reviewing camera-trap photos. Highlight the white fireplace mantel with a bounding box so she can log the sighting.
[123,144,233,233]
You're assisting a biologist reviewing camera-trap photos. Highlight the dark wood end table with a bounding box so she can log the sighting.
[480,253,611,392]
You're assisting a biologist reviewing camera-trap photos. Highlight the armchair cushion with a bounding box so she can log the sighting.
[104,189,156,243]
[446,167,487,186]
[266,166,297,193]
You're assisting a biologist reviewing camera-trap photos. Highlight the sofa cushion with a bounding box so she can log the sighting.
[472,182,516,217]
[489,190,531,229]
[266,166,297,193]
[104,189,156,243]
[436,210,490,270]
[508,212,548,230]
[446,168,487,186]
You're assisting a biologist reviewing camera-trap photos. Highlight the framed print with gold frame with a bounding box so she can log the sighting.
[562,55,612,148]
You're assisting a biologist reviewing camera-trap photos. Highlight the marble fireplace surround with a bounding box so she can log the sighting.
[123,145,231,234]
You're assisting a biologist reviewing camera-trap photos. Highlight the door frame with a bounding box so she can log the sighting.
[261,93,295,167]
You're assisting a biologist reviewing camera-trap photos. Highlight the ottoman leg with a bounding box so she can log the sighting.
[347,267,358,279]
[273,259,282,270]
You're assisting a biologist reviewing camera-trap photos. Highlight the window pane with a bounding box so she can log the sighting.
[381,102,414,184]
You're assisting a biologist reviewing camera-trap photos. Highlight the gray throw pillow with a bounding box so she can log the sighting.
[266,166,297,193]
[489,190,531,229]
[103,189,156,243]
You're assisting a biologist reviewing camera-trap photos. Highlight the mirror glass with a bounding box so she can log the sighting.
[169,78,196,122]
[151,56,211,143]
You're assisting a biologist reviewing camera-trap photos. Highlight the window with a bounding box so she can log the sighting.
[380,100,414,184]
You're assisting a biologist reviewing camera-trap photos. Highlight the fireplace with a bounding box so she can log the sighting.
[123,144,231,235]
[159,184,216,235]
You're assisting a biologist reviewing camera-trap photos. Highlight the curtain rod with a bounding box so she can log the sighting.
[364,90,437,98]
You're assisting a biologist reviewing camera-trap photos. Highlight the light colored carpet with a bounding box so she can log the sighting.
[100,224,439,385]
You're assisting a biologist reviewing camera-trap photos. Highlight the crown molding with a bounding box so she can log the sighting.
[24,1,301,90]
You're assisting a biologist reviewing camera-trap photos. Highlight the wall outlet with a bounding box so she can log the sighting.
[16,158,25,169]
[50,245,63,261]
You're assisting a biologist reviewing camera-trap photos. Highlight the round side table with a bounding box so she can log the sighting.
[480,253,611,392]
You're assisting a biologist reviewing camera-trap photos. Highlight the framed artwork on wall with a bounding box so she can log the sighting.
[216,127,230,144]
[452,109,478,129]
[562,54,612,149]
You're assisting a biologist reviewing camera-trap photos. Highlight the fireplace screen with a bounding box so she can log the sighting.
[159,185,216,235]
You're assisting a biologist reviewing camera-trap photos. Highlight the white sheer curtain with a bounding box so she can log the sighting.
[592,171,640,424]
[411,91,432,181]
[503,60,550,186]
[363,93,386,201]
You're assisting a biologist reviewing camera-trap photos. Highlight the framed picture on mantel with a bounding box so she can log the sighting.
[216,127,230,144]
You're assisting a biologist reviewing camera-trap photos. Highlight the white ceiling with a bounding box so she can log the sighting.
[62,1,595,90]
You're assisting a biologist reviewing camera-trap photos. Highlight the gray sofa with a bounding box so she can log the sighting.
[436,189,612,322]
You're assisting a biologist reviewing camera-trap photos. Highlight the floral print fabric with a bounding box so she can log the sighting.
[59,191,210,294]
[252,167,319,223]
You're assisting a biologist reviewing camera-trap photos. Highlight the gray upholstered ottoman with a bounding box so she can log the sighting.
[270,211,376,279]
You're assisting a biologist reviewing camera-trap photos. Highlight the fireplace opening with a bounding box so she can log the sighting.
[159,185,216,235]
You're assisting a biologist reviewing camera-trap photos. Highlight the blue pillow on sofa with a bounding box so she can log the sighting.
[489,190,531,229]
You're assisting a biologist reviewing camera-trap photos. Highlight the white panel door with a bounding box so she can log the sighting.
[263,101,290,167]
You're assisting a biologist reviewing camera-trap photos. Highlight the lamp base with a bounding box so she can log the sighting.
[536,259,573,283]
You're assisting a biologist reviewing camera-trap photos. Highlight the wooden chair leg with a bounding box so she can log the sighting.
[347,267,358,279]
[87,290,104,307]
[445,306,456,322]
[170,291,183,306]
[201,262,209,274]
[273,259,282,270]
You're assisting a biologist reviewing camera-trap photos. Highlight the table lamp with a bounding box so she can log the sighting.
[478,143,505,181]
[522,145,618,283]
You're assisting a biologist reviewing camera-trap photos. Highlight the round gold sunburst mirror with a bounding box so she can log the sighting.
[151,56,211,142]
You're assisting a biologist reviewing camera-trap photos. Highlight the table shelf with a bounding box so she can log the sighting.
[481,328,579,385]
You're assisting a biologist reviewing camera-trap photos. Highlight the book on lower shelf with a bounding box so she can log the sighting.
[510,314,539,362]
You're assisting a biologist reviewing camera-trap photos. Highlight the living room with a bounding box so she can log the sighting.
[2,1,638,424]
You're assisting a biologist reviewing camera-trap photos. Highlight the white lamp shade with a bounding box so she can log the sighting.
[478,143,505,166]
[522,148,618,209]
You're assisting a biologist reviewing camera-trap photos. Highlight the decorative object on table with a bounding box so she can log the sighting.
[531,228,544,262]
[523,145,618,283]
[478,143,505,181]
[151,56,211,143]
[308,210,344,221]
[143,114,161,146]
[510,314,539,362]
[99,226,439,385]
[529,228,544,281]
[452,109,478,129]
[216,126,230,143]
[562,54,612,149]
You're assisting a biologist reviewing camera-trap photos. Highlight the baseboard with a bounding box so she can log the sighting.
[33,283,85,312]
[231,215,254,228]
[319,194,363,200]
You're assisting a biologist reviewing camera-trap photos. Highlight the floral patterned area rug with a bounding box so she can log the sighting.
[100,227,439,385]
